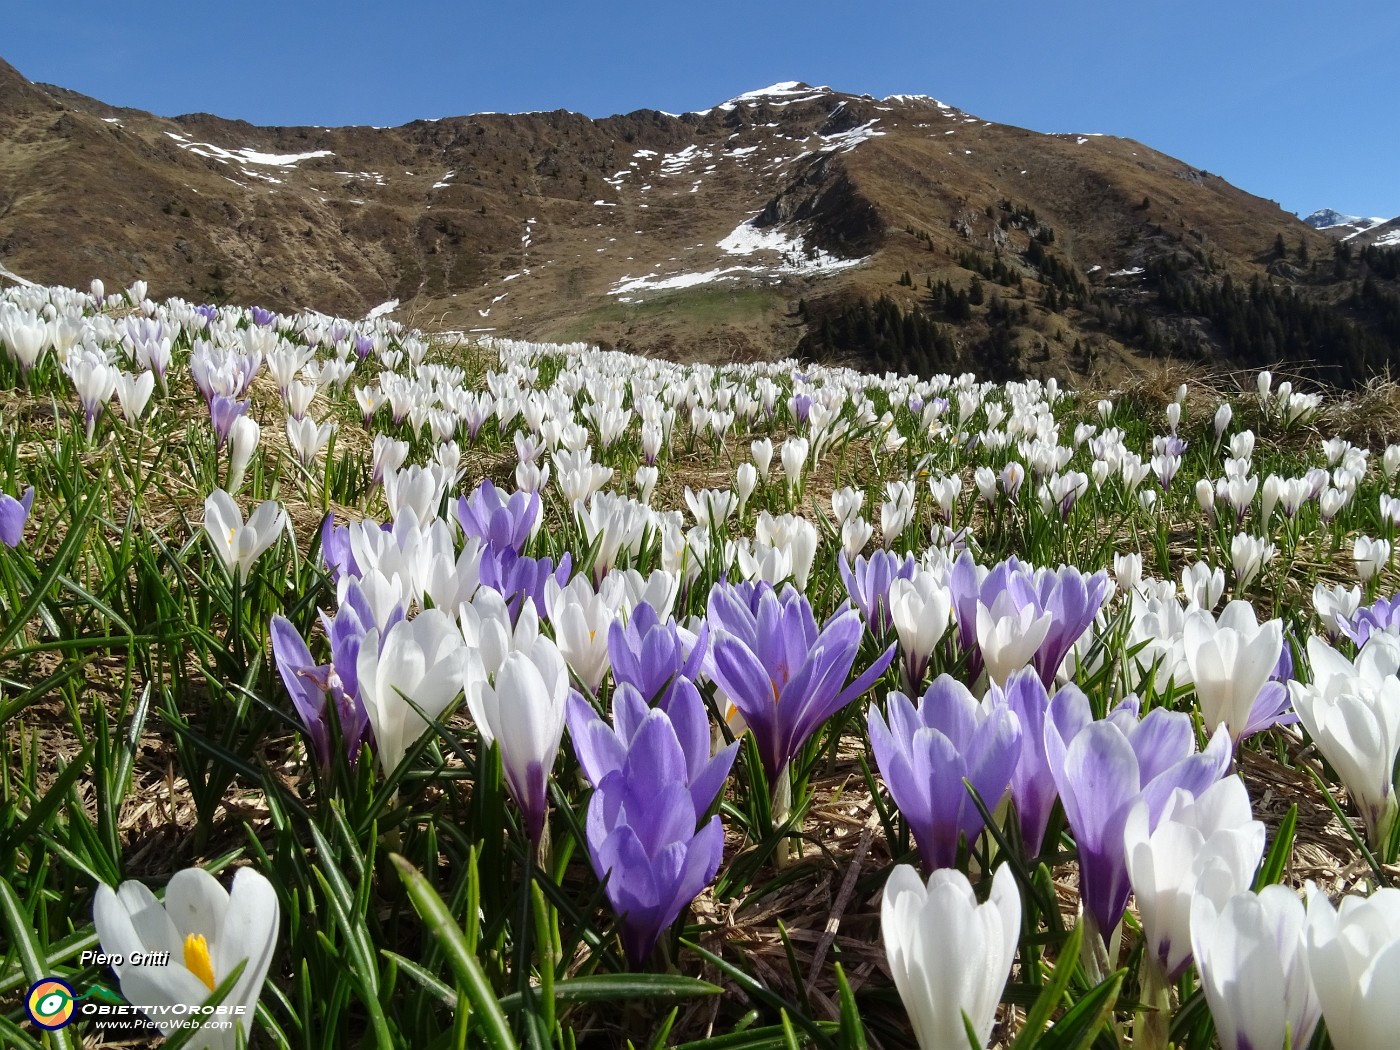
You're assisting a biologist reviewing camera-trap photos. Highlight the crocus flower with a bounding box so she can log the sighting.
[1124,775,1266,979]
[585,737,725,966]
[839,549,917,636]
[607,602,708,709]
[93,866,280,1049]
[1191,886,1320,1050]
[1182,600,1286,744]
[989,670,1068,858]
[465,639,569,844]
[569,679,737,822]
[1045,690,1231,942]
[1305,885,1400,1050]
[270,616,334,768]
[202,489,287,579]
[459,481,546,554]
[707,582,895,781]
[889,573,953,691]
[479,548,571,620]
[1336,592,1400,646]
[881,863,1020,1050]
[1288,633,1400,848]
[869,676,1021,871]
[0,486,35,547]
[357,609,468,778]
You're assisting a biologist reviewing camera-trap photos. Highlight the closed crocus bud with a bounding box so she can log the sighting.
[881,863,1020,1050]
[1195,477,1216,519]
[841,515,873,561]
[1191,886,1320,1050]
[1166,401,1181,432]
[466,640,569,844]
[1288,634,1400,849]
[1125,776,1266,979]
[751,437,773,479]
[1214,402,1233,438]
[635,464,658,505]
[1257,370,1273,404]
[0,487,36,548]
[889,574,953,689]
[1113,552,1143,594]
[734,462,757,514]
[1384,444,1400,482]
[975,594,1052,688]
[1230,533,1275,591]
[1097,399,1113,422]
[780,436,808,492]
[226,415,261,494]
[1305,884,1400,1050]
[1353,536,1391,582]
[1182,600,1284,745]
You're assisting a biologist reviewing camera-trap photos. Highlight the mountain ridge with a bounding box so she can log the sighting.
[3,57,1399,384]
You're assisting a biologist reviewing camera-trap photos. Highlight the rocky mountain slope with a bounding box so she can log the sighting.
[3,60,1398,384]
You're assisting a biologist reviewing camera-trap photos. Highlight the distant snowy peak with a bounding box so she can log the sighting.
[1304,209,1391,240]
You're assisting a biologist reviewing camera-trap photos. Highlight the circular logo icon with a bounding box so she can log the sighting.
[26,978,77,1030]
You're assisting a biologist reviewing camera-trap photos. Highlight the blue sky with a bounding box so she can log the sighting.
[8,0,1399,219]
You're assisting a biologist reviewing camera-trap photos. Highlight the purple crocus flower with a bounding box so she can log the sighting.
[869,675,1021,872]
[1337,594,1400,646]
[1044,690,1231,940]
[354,335,374,360]
[270,616,334,767]
[839,550,917,636]
[585,720,726,965]
[989,668,1075,858]
[270,587,380,770]
[569,680,737,820]
[195,304,219,324]
[250,306,276,327]
[209,394,249,450]
[480,547,571,620]
[788,393,813,424]
[607,603,709,710]
[0,486,35,548]
[1011,565,1111,688]
[456,479,540,554]
[707,583,895,781]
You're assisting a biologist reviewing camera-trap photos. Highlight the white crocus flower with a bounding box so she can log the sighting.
[285,415,334,467]
[890,573,952,689]
[881,863,1020,1050]
[357,609,468,777]
[1288,634,1400,848]
[1354,536,1391,583]
[1305,884,1400,1050]
[1191,886,1320,1050]
[93,867,280,1050]
[202,489,287,579]
[1182,600,1283,744]
[465,638,569,844]
[1124,776,1266,979]
[225,415,260,495]
[544,575,625,694]
[976,593,1052,688]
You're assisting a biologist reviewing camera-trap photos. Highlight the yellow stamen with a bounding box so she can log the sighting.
[183,933,217,993]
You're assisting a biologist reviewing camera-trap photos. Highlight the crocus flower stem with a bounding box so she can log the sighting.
[772,766,794,869]
[1135,953,1171,1050]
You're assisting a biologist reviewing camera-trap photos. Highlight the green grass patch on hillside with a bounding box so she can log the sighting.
[547,284,782,344]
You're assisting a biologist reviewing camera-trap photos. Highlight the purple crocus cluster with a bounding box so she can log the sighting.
[455,479,565,618]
